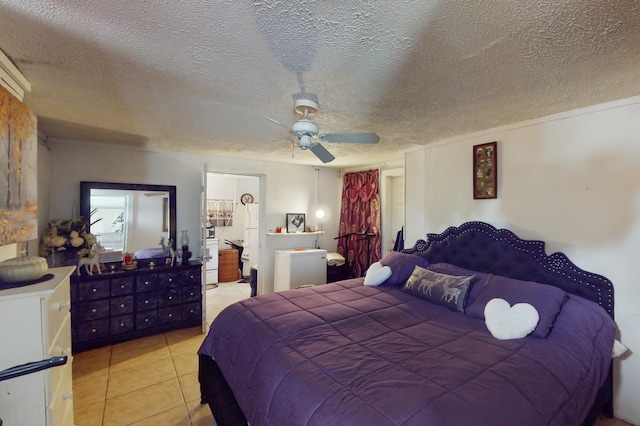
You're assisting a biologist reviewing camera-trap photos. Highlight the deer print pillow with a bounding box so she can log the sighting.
[401,266,475,312]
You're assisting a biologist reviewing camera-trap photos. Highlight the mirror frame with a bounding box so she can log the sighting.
[80,181,177,250]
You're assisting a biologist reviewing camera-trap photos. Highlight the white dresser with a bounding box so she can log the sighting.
[274,249,327,292]
[0,266,75,426]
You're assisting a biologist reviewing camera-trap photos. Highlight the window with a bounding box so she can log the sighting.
[90,195,128,252]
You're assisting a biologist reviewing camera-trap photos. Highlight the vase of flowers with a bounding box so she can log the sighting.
[40,216,97,267]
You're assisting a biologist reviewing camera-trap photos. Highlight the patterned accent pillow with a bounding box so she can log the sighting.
[402,266,475,312]
[379,252,429,287]
[427,263,490,309]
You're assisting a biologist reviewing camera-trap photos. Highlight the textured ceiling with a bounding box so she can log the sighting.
[1,1,639,168]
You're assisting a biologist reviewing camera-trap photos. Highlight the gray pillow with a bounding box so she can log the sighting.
[402,266,475,312]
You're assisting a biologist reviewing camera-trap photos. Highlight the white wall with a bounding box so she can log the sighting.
[405,95,640,424]
[43,141,341,295]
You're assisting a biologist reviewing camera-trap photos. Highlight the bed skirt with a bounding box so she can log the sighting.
[198,355,247,426]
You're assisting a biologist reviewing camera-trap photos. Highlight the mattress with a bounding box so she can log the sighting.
[199,278,614,425]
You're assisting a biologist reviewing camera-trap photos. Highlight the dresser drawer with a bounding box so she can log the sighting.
[45,277,71,350]
[136,292,158,311]
[157,288,180,307]
[110,314,135,335]
[180,269,201,286]
[182,303,201,321]
[46,360,74,426]
[136,273,158,292]
[75,318,110,342]
[157,306,182,324]
[75,299,110,321]
[110,295,134,316]
[47,314,72,404]
[111,277,134,296]
[77,279,110,301]
[158,272,181,288]
[136,310,158,330]
[181,285,200,303]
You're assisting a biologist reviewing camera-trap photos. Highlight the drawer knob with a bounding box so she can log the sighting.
[91,328,97,333]
[168,313,172,318]
[120,284,125,289]
[120,322,125,327]
[120,304,125,308]
[144,318,149,322]
[144,300,149,304]
[145,281,150,285]
[91,308,97,313]
[168,296,173,300]
[92,288,97,292]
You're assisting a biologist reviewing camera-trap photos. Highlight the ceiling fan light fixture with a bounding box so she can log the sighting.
[299,134,312,150]
[291,119,318,136]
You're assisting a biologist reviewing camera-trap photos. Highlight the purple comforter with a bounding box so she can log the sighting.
[199,278,614,425]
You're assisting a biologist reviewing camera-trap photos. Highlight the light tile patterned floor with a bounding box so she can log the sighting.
[72,280,251,426]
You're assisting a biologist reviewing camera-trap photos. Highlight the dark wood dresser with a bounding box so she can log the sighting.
[70,262,202,353]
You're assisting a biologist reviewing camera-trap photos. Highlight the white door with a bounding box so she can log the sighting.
[200,163,210,332]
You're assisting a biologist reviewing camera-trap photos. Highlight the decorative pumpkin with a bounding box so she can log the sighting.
[0,253,49,283]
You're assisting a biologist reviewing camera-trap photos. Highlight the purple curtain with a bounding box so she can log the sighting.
[336,169,381,278]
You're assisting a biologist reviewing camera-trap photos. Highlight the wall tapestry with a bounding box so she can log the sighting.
[0,85,38,245]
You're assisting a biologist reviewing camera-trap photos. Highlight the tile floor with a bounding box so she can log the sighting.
[72,280,251,426]
[72,280,634,426]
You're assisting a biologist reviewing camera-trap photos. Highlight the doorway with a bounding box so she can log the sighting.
[205,172,261,281]
[381,167,405,255]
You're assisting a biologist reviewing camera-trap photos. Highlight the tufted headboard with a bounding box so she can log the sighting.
[403,221,614,319]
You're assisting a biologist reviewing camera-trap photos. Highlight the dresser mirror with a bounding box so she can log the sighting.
[80,181,177,254]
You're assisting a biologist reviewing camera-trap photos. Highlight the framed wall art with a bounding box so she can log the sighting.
[0,85,38,245]
[286,213,305,233]
[473,141,497,199]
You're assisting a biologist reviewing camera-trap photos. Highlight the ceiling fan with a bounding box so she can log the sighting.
[261,92,379,163]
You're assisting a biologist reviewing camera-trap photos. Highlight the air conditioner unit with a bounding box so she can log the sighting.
[0,48,30,101]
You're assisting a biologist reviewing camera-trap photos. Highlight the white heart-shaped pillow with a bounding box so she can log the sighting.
[364,262,392,286]
[484,298,540,340]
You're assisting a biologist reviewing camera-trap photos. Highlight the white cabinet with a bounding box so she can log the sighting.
[274,249,327,292]
[0,266,75,426]
[205,239,219,284]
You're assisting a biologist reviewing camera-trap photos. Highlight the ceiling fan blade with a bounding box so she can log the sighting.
[319,132,379,144]
[262,115,291,131]
[309,142,335,163]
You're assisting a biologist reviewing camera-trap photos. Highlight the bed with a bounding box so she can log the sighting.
[133,247,167,259]
[198,221,615,426]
